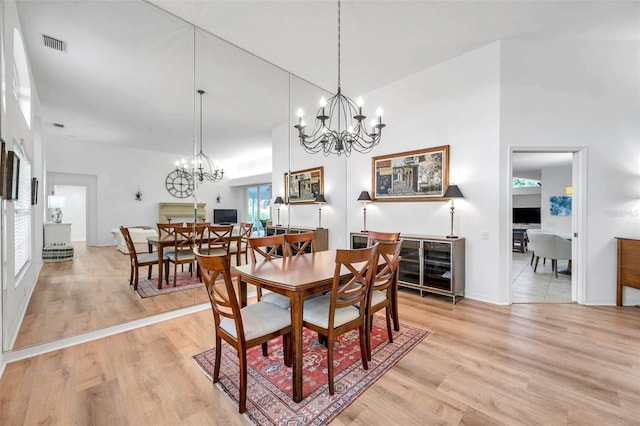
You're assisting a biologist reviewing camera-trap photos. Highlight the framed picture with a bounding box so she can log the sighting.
[0,139,5,197]
[550,195,572,216]
[4,150,20,200]
[372,145,449,201]
[285,166,324,204]
[31,177,38,205]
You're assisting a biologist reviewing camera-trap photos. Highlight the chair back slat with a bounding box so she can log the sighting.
[239,222,253,240]
[248,234,285,262]
[195,250,241,327]
[157,223,180,239]
[330,245,378,326]
[284,232,316,257]
[373,240,403,295]
[173,225,195,252]
[366,230,400,247]
[120,226,137,259]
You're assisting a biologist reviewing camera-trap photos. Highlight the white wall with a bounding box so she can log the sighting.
[46,138,248,246]
[501,40,640,305]
[275,42,504,302]
[1,0,44,351]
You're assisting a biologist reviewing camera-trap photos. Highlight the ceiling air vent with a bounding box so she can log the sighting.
[42,34,65,52]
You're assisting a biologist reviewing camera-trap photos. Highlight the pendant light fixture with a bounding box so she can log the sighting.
[295,0,386,156]
[174,89,224,182]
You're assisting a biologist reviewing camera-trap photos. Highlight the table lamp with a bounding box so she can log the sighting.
[357,191,372,231]
[273,196,284,226]
[315,194,327,228]
[443,185,463,238]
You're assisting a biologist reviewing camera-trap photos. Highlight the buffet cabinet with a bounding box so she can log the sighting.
[265,225,329,253]
[351,232,465,304]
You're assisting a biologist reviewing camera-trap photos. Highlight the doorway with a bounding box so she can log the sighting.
[53,185,86,242]
[247,184,272,235]
[510,149,585,303]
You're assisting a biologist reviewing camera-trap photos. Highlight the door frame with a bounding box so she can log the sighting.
[507,146,587,304]
[46,172,97,246]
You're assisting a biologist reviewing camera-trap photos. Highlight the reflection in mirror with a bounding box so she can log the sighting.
[5,0,312,352]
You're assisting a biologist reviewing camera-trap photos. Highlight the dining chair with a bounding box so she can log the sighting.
[229,222,252,265]
[120,226,169,290]
[203,225,233,258]
[366,230,401,330]
[527,232,572,278]
[157,222,179,238]
[194,249,292,414]
[364,240,402,361]
[165,225,196,286]
[367,230,401,246]
[248,234,290,310]
[302,245,378,395]
[284,232,317,257]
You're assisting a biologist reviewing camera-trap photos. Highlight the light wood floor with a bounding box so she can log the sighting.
[2,281,638,424]
[14,243,210,349]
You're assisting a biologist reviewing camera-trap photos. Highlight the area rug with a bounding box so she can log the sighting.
[135,272,203,298]
[193,315,430,425]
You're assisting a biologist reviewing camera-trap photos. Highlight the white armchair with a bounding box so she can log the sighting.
[527,232,571,278]
[111,227,157,254]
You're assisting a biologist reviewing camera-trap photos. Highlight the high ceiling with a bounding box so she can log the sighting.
[16,0,640,170]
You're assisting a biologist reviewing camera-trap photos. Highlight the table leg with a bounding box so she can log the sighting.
[157,245,164,289]
[291,292,304,402]
[238,277,248,308]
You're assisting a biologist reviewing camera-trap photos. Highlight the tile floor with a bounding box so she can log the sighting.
[511,250,572,303]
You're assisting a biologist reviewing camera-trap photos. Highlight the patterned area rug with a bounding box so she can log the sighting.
[135,272,203,298]
[193,315,430,425]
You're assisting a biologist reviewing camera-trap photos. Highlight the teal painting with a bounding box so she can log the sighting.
[550,195,572,216]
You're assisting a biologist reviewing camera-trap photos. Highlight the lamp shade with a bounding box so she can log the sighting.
[274,196,284,205]
[314,194,327,204]
[48,195,65,209]
[357,191,372,202]
[443,185,463,198]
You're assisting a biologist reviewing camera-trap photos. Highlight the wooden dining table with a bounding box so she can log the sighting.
[233,249,343,403]
[147,234,243,289]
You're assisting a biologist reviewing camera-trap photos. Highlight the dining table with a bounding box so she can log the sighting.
[147,233,243,289]
[233,249,344,403]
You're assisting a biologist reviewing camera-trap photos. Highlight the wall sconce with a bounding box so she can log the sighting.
[565,185,573,195]
[443,184,464,239]
[216,193,221,203]
[315,193,327,228]
[273,196,284,226]
[357,191,372,231]
[135,186,142,201]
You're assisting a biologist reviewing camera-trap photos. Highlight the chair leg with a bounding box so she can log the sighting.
[533,256,540,272]
[552,259,558,278]
[392,286,400,332]
[147,265,152,279]
[327,336,335,395]
[133,268,139,290]
[213,336,222,383]
[261,342,268,357]
[173,263,178,286]
[165,262,169,284]
[366,314,373,362]
[530,251,535,266]
[358,324,369,371]
[129,265,134,286]
[386,307,394,344]
[238,352,247,413]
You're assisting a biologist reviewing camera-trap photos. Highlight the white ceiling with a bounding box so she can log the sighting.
[15,1,640,169]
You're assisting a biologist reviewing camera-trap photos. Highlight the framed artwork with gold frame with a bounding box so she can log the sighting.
[372,145,449,202]
[285,166,324,204]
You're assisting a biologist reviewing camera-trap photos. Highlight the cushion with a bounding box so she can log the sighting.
[165,251,194,261]
[138,252,165,263]
[219,302,291,341]
[261,291,291,309]
[302,295,360,329]
[370,290,388,307]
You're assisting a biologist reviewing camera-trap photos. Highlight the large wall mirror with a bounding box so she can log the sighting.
[3,0,304,352]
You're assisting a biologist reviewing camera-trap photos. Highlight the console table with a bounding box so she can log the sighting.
[265,225,329,252]
[43,223,74,261]
[616,237,640,306]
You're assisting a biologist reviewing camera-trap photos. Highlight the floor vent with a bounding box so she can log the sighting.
[42,34,66,52]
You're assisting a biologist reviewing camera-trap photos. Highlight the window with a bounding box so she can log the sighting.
[513,178,541,188]
[13,28,31,128]
[14,149,32,277]
[247,184,272,233]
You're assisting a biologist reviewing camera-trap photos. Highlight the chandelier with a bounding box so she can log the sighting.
[175,89,224,182]
[294,0,385,156]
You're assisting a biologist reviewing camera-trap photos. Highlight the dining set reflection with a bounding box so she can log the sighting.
[120,222,402,412]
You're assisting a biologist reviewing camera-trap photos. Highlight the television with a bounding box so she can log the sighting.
[213,208,238,225]
[513,207,541,224]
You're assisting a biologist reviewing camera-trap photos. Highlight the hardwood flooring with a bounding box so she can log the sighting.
[13,243,209,349]
[2,284,638,424]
